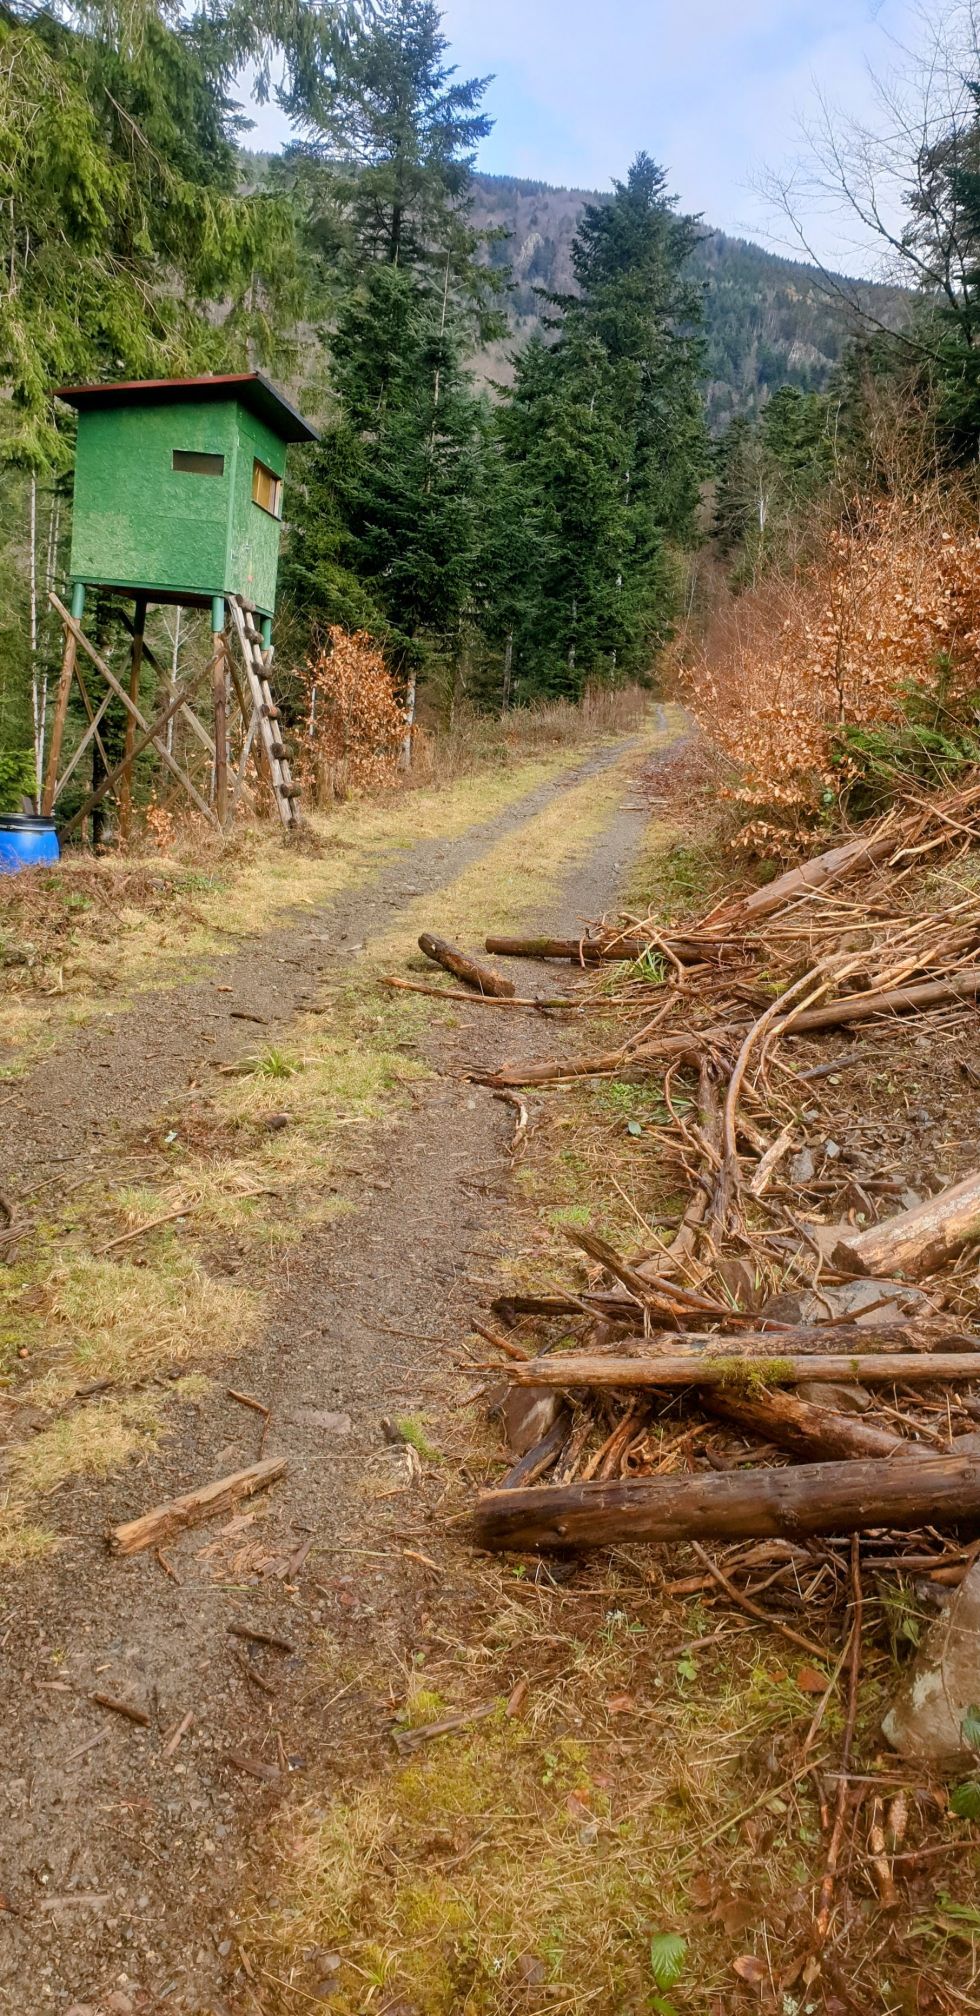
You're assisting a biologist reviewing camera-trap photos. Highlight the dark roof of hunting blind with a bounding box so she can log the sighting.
[52,372,318,444]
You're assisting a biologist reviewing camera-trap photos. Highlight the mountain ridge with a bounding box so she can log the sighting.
[469,170,908,426]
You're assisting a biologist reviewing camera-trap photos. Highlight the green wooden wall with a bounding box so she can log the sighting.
[226,406,287,616]
[68,398,287,616]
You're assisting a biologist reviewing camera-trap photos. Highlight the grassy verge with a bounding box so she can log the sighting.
[238,756,980,2015]
[0,718,664,1564]
[0,731,624,1079]
[244,1613,839,2013]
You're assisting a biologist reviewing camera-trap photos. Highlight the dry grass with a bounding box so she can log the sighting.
[10,1247,256,1402]
[8,1389,167,1496]
[242,1579,833,2015]
[0,1515,57,1566]
[377,721,675,971]
[0,728,641,1077]
[414,684,651,784]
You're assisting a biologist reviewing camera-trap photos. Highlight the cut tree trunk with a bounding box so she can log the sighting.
[504,1350,980,1391]
[417,933,515,998]
[702,1384,917,1462]
[832,1169,980,1281]
[576,1320,973,1355]
[473,1451,980,1552]
[109,1458,286,1556]
[482,1030,703,1089]
[778,970,980,1035]
[709,829,900,931]
[485,933,713,966]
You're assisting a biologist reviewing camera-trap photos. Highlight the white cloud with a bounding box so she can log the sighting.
[242,0,945,270]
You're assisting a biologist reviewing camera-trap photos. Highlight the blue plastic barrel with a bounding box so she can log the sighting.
[0,815,60,874]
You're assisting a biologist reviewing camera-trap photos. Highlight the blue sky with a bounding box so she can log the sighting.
[243,0,925,270]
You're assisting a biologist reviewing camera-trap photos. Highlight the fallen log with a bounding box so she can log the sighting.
[481,1030,704,1089]
[707,828,900,931]
[473,1451,980,1552]
[418,933,515,998]
[574,1320,973,1357]
[778,968,980,1035]
[702,1384,918,1462]
[505,1350,980,1391]
[832,1168,980,1281]
[708,1384,980,1467]
[486,933,647,963]
[382,976,578,1011]
[109,1457,286,1556]
[484,932,717,966]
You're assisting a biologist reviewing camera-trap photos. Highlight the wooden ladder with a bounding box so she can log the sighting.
[228,596,301,831]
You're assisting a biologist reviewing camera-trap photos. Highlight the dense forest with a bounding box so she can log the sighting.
[1,0,977,825]
[465,173,908,426]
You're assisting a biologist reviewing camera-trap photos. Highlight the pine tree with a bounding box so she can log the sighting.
[477,153,707,696]
[714,414,758,557]
[280,0,503,739]
[0,1,300,470]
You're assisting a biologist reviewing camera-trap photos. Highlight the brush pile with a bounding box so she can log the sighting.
[457,774,980,1567]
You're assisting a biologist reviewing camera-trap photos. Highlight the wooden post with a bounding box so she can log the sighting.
[48,593,219,828]
[211,598,228,826]
[41,581,84,814]
[501,632,513,714]
[120,594,147,842]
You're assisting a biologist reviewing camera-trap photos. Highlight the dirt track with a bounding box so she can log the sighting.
[0,723,671,2016]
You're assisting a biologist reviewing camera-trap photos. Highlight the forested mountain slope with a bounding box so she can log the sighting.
[469,171,908,425]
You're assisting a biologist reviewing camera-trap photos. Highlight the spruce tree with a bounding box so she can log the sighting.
[280,0,503,735]
[0,0,299,469]
[478,153,707,697]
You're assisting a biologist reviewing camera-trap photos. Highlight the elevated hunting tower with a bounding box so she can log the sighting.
[44,372,318,835]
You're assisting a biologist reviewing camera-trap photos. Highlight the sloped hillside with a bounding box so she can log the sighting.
[470,172,908,425]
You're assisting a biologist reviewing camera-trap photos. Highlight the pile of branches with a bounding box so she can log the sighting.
[461,773,980,1558]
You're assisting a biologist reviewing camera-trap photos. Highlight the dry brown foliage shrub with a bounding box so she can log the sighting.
[686,490,980,845]
[298,629,405,802]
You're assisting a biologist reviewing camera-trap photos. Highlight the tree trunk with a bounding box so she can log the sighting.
[779,970,980,1035]
[418,933,516,998]
[505,1349,980,1390]
[474,1452,980,1552]
[702,1383,916,1461]
[119,595,147,842]
[400,670,416,771]
[709,829,898,931]
[832,1168,980,1281]
[501,632,513,714]
[28,473,39,803]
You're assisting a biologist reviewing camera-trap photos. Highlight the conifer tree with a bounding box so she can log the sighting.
[280,0,503,741]
[0,0,300,470]
[478,153,707,696]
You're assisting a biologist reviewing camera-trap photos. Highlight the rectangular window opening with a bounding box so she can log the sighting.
[252,459,283,518]
[173,449,225,477]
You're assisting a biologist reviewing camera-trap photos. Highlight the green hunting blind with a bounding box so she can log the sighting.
[45,373,318,835]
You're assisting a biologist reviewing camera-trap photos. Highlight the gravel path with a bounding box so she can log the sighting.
[0,724,671,2016]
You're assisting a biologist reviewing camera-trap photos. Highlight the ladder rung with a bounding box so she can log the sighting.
[262,704,280,721]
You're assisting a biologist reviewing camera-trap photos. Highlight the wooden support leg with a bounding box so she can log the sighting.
[48,592,219,829]
[41,582,84,815]
[211,597,228,827]
[120,594,147,842]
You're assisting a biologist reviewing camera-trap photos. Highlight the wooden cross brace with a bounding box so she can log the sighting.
[45,593,220,831]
